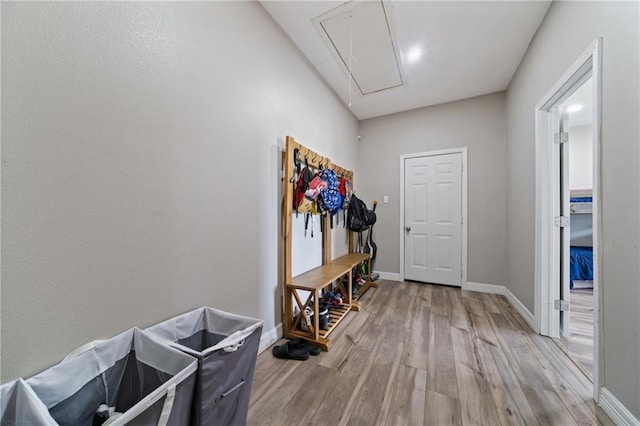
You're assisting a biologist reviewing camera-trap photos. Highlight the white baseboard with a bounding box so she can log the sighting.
[504,288,537,333]
[462,281,538,333]
[600,388,640,426]
[374,271,401,281]
[258,322,282,354]
[463,281,506,295]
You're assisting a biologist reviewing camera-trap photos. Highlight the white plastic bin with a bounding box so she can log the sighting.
[145,307,263,426]
[27,328,198,426]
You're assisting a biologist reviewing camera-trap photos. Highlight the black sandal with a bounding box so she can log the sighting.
[272,342,309,361]
[291,338,321,356]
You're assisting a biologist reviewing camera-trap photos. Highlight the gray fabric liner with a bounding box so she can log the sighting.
[176,331,226,354]
[145,307,263,357]
[28,329,195,407]
[27,328,197,426]
[48,353,174,425]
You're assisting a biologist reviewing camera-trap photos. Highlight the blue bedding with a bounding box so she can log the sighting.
[570,246,593,286]
[570,196,592,203]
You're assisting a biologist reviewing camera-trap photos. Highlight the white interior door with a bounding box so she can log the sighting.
[404,153,462,286]
[559,110,572,337]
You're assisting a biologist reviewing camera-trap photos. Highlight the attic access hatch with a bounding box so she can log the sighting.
[313,1,404,96]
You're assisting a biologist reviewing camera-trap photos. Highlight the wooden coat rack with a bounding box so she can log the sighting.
[282,135,376,351]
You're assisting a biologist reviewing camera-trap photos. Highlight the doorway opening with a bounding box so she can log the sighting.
[534,39,602,400]
[557,77,595,378]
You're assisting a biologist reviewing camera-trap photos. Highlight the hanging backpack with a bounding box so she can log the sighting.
[347,194,376,232]
[363,200,376,226]
[318,169,341,213]
[293,159,317,237]
[347,194,369,232]
[305,172,327,213]
[295,166,315,213]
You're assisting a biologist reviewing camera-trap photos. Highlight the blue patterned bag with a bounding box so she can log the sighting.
[318,169,341,213]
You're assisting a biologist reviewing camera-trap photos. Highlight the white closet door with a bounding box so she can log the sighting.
[404,153,462,286]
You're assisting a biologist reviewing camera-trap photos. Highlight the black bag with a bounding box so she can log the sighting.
[347,194,376,232]
[363,207,376,226]
[347,194,367,232]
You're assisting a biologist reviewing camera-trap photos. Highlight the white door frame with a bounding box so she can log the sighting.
[399,148,468,285]
[534,38,602,400]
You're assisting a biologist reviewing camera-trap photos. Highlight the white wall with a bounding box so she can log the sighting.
[358,93,507,287]
[569,124,593,190]
[1,2,358,381]
[505,1,639,417]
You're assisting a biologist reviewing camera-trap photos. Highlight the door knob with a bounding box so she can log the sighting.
[405,226,411,232]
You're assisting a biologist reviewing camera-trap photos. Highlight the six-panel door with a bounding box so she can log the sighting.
[404,153,462,286]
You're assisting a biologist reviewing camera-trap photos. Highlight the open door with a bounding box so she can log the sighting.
[558,109,571,337]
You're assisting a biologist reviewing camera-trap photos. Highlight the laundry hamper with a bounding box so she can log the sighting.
[145,307,263,426]
[0,378,57,425]
[27,328,198,426]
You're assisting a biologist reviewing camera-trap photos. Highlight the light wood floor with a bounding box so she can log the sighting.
[560,288,594,378]
[248,281,612,425]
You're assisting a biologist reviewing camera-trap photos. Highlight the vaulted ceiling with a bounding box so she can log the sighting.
[262,1,552,120]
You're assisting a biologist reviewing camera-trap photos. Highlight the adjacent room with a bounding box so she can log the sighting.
[2,1,639,425]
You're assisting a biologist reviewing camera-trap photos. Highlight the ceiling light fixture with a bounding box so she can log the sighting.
[566,104,583,113]
[407,47,422,62]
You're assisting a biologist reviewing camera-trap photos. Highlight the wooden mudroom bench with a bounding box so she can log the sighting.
[285,253,372,351]
[282,136,377,351]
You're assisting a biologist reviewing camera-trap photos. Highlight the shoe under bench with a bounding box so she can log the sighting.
[284,252,374,351]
